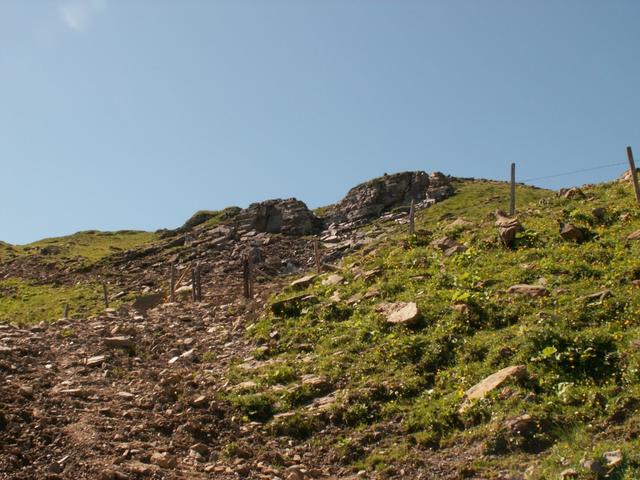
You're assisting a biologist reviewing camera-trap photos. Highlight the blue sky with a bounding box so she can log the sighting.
[1,1,639,244]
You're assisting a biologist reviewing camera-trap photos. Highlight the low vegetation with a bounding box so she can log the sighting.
[0,278,113,325]
[226,179,640,478]
[0,230,158,266]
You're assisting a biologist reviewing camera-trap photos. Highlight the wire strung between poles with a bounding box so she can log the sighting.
[521,162,627,183]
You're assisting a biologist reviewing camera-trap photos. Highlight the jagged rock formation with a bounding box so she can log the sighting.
[324,171,453,224]
[235,198,323,236]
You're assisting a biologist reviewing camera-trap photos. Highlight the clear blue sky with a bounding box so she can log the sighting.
[1,1,639,244]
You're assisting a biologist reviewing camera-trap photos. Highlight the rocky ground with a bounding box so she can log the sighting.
[0,172,467,479]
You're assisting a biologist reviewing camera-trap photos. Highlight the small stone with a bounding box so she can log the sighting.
[603,450,623,467]
[506,284,549,298]
[286,469,304,480]
[190,443,209,455]
[103,336,134,349]
[86,355,107,367]
[562,187,585,199]
[559,222,585,242]
[322,274,344,286]
[290,274,317,289]
[191,395,207,407]
[376,302,421,326]
[580,458,605,476]
[150,452,177,469]
[627,230,640,241]
[559,468,578,479]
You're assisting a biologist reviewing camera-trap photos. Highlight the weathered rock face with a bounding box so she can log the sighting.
[325,171,453,224]
[236,198,323,236]
[426,171,455,201]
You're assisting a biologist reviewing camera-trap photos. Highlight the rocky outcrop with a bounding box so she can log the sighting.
[426,171,455,201]
[324,171,453,224]
[235,198,323,236]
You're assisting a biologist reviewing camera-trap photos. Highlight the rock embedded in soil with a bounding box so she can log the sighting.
[459,365,527,412]
[506,284,549,298]
[322,274,344,286]
[495,210,524,248]
[559,222,585,242]
[376,302,421,326]
[627,229,640,241]
[603,450,623,467]
[290,274,317,289]
[103,336,135,349]
[150,452,177,469]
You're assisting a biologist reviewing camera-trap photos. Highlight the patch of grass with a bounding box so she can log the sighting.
[8,230,158,266]
[0,278,115,325]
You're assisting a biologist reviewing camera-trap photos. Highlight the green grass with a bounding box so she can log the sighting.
[183,206,242,230]
[1,230,158,265]
[226,178,640,477]
[0,278,114,325]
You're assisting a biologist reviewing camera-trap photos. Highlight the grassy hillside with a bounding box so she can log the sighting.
[227,179,640,479]
[0,230,158,325]
[10,230,158,264]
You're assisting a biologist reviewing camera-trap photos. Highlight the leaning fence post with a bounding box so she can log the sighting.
[509,163,516,216]
[408,199,415,235]
[313,238,321,274]
[102,283,109,309]
[626,146,640,205]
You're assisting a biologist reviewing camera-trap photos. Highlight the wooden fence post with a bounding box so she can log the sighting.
[408,199,415,235]
[195,264,202,302]
[102,283,109,309]
[509,163,516,216]
[626,146,640,205]
[170,263,176,303]
[243,256,253,299]
[191,265,197,302]
[313,238,321,274]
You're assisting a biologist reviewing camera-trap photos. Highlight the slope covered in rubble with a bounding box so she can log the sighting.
[1,173,640,479]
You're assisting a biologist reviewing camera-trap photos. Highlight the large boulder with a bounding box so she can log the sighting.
[236,198,323,236]
[325,171,453,224]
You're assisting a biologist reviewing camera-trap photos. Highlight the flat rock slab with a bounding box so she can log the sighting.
[460,365,527,412]
[506,284,549,298]
[290,274,317,289]
[376,302,421,326]
[86,355,107,367]
[628,230,640,241]
[322,274,344,286]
